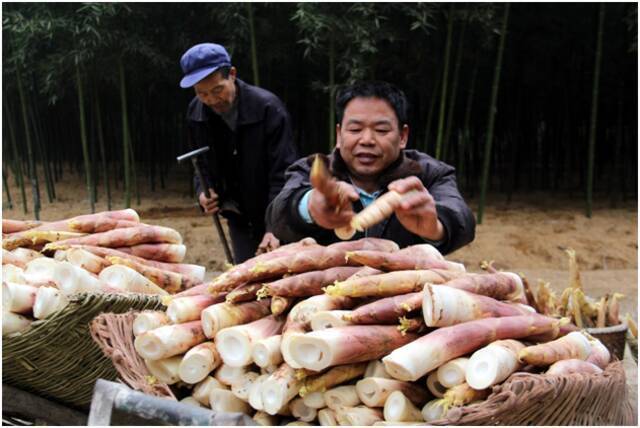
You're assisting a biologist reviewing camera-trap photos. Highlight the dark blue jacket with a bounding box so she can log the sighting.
[265,149,476,255]
[186,79,298,238]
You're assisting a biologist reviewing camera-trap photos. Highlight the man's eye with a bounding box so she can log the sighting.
[376,128,390,133]
[347,128,362,133]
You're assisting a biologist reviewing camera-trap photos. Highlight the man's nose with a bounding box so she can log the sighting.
[360,128,375,144]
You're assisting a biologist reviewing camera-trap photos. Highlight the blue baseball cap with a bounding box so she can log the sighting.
[179,43,232,88]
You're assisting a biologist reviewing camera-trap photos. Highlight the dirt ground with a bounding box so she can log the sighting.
[3,168,638,415]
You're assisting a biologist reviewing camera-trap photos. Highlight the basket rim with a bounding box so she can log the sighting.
[586,322,628,334]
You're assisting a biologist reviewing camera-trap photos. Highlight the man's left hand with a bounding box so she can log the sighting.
[256,232,280,255]
[388,176,445,242]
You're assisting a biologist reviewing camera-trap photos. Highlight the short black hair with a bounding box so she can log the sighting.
[335,81,408,127]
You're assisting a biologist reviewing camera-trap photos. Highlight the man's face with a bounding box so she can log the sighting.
[336,97,408,181]
[194,67,237,114]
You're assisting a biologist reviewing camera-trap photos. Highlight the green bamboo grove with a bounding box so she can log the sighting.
[2,3,637,221]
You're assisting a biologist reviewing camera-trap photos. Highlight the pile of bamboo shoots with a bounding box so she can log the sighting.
[2,210,205,335]
[527,248,629,329]
[132,238,614,425]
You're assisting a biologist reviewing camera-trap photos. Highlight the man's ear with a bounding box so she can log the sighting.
[229,66,237,81]
[398,124,409,149]
[335,124,342,149]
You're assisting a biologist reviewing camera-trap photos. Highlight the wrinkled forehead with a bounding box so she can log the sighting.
[342,96,400,127]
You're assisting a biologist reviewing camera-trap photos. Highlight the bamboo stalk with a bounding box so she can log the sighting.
[586,3,605,217]
[435,4,455,160]
[16,69,40,220]
[4,101,28,213]
[477,3,510,224]
[76,63,95,212]
[94,93,111,210]
[119,58,131,208]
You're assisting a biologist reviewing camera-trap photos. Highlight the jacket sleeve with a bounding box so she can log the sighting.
[264,102,298,205]
[265,159,335,244]
[422,161,476,255]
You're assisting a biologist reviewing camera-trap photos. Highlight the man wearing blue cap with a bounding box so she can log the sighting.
[180,43,298,263]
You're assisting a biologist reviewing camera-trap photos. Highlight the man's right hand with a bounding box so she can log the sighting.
[199,188,220,214]
[308,182,359,229]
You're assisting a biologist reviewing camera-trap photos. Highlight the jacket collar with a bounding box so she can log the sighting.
[188,79,261,125]
[309,149,423,191]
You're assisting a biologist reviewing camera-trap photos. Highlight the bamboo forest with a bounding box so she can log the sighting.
[2,3,637,222]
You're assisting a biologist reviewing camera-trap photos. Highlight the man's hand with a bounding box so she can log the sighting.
[199,188,220,214]
[308,182,359,230]
[388,177,445,241]
[256,232,280,255]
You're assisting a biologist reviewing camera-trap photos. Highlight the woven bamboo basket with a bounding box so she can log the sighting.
[90,310,176,400]
[627,334,637,363]
[2,293,163,409]
[92,311,637,426]
[586,323,628,360]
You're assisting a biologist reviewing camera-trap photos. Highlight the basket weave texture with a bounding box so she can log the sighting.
[91,311,637,426]
[587,323,628,360]
[434,361,635,426]
[2,293,163,409]
[90,310,176,399]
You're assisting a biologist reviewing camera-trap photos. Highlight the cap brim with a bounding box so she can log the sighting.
[179,65,220,88]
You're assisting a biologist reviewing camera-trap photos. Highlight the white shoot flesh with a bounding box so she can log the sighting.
[426,372,447,398]
[281,331,304,369]
[252,334,283,368]
[33,286,69,319]
[248,374,270,411]
[208,388,252,414]
[334,405,384,426]
[437,357,469,388]
[201,302,261,339]
[365,360,391,379]
[133,311,170,336]
[253,411,279,426]
[289,397,317,422]
[144,356,182,385]
[260,366,300,415]
[192,376,227,406]
[134,322,204,360]
[3,282,38,314]
[302,391,326,409]
[383,390,425,422]
[99,265,168,295]
[318,408,338,426]
[324,385,361,410]
[24,258,78,293]
[310,310,353,331]
[167,295,215,324]
[12,248,43,263]
[216,316,283,367]
[230,371,259,401]
[356,377,427,408]
[421,399,448,422]
[178,342,221,384]
[66,248,108,274]
[466,340,524,389]
[214,364,249,386]
[422,284,479,327]
[2,265,26,283]
[2,310,32,335]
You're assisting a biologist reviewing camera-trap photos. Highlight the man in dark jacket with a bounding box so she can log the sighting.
[266,81,475,255]
[180,43,298,263]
